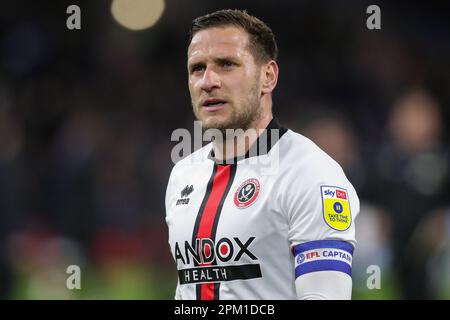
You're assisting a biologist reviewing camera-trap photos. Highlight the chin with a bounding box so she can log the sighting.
[200,114,232,130]
[202,119,228,130]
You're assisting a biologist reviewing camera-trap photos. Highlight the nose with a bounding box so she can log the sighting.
[200,67,221,92]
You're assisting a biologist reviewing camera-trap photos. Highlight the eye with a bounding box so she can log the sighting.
[190,64,205,74]
[221,60,235,68]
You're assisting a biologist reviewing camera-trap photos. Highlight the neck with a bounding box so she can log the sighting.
[212,112,273,162]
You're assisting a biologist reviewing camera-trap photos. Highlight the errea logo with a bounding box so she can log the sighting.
[176,185,193,206]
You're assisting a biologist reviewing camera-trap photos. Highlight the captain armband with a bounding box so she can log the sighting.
[292,240,354,279]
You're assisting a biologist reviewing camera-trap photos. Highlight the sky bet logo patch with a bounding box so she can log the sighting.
[321,186,351,231]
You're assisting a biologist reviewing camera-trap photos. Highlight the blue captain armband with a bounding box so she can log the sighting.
[292,240,354,278]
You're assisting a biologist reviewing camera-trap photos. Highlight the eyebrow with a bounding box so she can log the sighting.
[188,56,240,71]
[213,56,240,64]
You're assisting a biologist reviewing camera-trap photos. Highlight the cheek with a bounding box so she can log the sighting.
[188,81,197,96]
[190,79,204,94]
[234,77,259,100]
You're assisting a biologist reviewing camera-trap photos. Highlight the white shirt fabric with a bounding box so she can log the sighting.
[165,119,359,300]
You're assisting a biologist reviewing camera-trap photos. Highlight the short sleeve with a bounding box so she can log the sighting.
[281,152,360,279]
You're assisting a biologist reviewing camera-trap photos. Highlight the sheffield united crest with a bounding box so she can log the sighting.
[234,178,260,208]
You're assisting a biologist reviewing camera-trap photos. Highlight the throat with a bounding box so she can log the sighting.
[212,128,260,163]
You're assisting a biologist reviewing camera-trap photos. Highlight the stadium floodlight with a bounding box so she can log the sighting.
[111,0,165,31]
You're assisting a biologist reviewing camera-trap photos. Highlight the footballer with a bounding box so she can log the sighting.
[165,9,359,300]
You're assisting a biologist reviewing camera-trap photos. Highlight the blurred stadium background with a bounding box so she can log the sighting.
[0,0,449,299]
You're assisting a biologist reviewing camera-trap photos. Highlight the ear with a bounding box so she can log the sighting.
[261,60,279,94]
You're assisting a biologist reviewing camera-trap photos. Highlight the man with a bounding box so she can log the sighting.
[165,9,359,300]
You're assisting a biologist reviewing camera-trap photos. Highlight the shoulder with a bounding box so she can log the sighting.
[277,129,360,216]
[169,142,213,177]
[165,143,213,206]
[277,131,359,245]
[278,130,345,180]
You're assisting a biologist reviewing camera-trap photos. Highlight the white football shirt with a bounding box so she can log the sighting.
[165,119,359,299]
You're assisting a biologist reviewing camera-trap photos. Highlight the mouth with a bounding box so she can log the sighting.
[202,98,228,112]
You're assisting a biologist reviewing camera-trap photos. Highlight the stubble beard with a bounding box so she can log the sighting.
[192,79,262,138]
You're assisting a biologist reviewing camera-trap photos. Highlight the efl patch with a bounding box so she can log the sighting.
[234,178,260,208]
[321,186,351,231]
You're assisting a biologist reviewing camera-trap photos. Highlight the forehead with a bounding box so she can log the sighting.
[188,26,251,61]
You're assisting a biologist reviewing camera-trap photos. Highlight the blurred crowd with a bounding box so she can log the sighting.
[0,0,449,299]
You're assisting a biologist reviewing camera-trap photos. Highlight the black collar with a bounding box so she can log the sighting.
[208,117,288,164]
